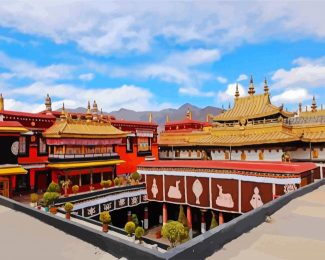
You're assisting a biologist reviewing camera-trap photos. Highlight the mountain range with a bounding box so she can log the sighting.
[63,103,222,128]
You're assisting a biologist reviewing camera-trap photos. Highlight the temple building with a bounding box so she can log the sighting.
[158,77,325,171]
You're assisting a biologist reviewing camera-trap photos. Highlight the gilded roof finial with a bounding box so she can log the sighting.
[248,75,255,96]
[60,103,66,121]
[0,93,4,111]
[149,112,152,123]
[45,93,52,113]
[264,78,269,94]
[298,102,302,113]
[311,96,317,112]
[86,101,92,122]
[92,100,98,114]
[100,108,104,123]
[235,83,240,98]
[166,114,170,123]
[186,107,192,120]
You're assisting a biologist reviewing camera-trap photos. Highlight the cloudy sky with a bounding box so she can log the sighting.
[0,0,324,113]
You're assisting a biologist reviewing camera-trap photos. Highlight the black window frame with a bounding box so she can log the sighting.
[18,136,29,157]
[38,136,48,156]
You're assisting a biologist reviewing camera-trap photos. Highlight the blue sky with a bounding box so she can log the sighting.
[0,1,324,113]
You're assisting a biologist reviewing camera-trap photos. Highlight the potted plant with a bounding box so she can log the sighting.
[99,211,111,232]
[43,182,60,214]
[64,202,74,220]
[72,185,79,194]
[131,172,142,185]
[100,180,112,189]
[161,220,188,248]
[155,229,162,239]
[30,193,39,207]
[124,221,136,237]
[135,226,145,243]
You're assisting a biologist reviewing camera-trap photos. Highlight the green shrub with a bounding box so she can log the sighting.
[177,205,188,227]
[161,221,188,248]
[101,180,112,188]
[132,214,139,227]
[47,182,60,193]
[64,202,74,213]
[124,221,136,236]
[99,211,111,224]
[43,191,60,207]
[131,172,141,182]
[135,226,145,240]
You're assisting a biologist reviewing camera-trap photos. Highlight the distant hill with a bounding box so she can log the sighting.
[62,103,223,128]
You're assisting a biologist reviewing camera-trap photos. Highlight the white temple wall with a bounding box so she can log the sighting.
[211,150,229,160]
[263,150,283,161]
[290,147,325,160]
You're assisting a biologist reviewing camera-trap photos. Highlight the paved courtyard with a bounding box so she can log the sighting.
[208,184,325,260]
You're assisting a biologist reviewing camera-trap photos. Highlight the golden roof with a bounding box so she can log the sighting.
[214,93,294,122]
[0,165,27,176]
[301,131,325,143]
[191,131,299,146]
[299,110,325,118]
[43,119,127,139]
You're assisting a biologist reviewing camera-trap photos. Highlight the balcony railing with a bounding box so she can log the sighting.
[48,152,120,162]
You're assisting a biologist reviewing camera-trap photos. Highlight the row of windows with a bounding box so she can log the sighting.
[18,136,47,156]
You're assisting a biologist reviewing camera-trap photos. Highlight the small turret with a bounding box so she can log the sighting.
[86,101,92,122]
[45,94,52,114]
[186,107,192,120]
[235,83,240,99]
[264,78,269,94]
[248,75,255,96]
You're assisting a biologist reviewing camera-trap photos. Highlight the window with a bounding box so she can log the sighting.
[38,137,47,155]
[93,173,101,184]
[103,171,112,180]
[126,137,133,153]
[70,175,79,186]
[81,174,91,185]
[19,136,27,155]
[138,137,150,152]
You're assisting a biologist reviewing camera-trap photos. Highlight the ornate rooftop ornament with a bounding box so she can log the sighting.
[86,101,92,122]
[248,75,255,96]
[100,108,104,123]
[149,112,152,123]
[311,96,317,112]
[298,102,302,113]
[60,103,66,121]
[186,107,192,120]
[45,93,52,113]
[264,78,269,94]
[92,100,98,114]
[235,83,240,98]
[166,114,170,123]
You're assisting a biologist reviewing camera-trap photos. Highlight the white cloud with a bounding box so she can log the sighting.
[236,74,248,82]
[271,88,312,105]
[272,56,325,89]
[217,76,228,84]
[0,51,74,82]
[79,73,94,81]
[179,86,214,97]
[0,2,325,55]
[217,83,245,102]
[3,82,161,112]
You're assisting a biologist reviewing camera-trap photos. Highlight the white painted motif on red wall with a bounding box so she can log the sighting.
[250,186,263,209]
[168,180,182,199]
[216,184,234,208]
[192,179,203,204]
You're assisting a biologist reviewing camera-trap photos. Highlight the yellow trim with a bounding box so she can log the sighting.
[0,166,27,176]
[0,127,28,133]
[47,160,125,169]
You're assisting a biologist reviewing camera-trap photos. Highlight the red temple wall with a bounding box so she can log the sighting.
[116,144,158,175]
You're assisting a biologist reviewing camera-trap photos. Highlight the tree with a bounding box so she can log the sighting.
[64,202,74,220]
[161,221,188,248]
[132,214,139,227]
[124,221,136,236]
[210,211,218,229]
[99,211,111,233]
[135,226,145,242]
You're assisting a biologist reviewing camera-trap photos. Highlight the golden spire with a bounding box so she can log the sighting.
[149,112,152,123]
[86,101,92,122]
[92,100,98,114]
[298,102,302,113]
[0,93,4,111]
[186,107,192,120]
[100,108,104,123]
[264,78,269,94]
[45,93,52,113]
[311,96,317,112]
[166,114,170,123]
[206,114,211,122]
[248,75,255,96]
[60,103,66,121]
[235,83,240,98]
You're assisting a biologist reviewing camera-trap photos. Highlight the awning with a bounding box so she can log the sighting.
[0,166,27,176]
[47,160,125,170]
[136,130,153,137]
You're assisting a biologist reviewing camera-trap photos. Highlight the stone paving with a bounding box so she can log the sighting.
[208,184,325,260]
